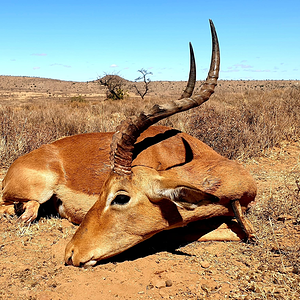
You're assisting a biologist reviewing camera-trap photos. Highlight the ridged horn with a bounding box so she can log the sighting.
[110,19,220,176]
[180,42,196,99]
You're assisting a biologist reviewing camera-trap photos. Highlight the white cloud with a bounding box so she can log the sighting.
[110,64,118,68]
[248,69,272,73]
[223,62,254,73]
[31,53,47,56]
[233,63,253,69]
[50,63,71,68]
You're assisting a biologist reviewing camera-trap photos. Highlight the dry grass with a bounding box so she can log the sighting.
[188,87,300,159]
[0,101,132,167]
[246,167,300,299]
[1,84,299,167]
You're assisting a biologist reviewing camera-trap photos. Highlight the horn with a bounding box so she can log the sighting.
[180,42,196,99]
[110,19,220,176]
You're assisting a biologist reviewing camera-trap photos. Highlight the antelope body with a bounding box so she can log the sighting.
[1,20,257,268]
[1,127,180,224]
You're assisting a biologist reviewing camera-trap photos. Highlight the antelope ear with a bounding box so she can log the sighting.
[149,178,219,210]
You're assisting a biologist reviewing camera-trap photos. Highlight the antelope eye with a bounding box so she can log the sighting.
[111,194,131,206]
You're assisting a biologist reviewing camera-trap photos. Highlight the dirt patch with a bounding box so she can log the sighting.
[0,142,299,299]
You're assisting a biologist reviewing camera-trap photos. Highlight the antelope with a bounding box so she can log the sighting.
[63,20,257,267]
[1,127,197,224]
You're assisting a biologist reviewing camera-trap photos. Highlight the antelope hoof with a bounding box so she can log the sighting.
[16,201,40,223]
[231,199,256,244]
[245,232,257,244]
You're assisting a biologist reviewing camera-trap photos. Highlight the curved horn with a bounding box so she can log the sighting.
[110,19,220,176]
[180,42,196,99]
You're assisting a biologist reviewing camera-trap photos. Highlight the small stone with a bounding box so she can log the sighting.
[153,278,166,289]
[146,284,154,290]
[165,279,172,287]
[200,261,210,268]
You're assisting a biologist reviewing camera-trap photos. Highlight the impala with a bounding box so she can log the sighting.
[63,20,257,267]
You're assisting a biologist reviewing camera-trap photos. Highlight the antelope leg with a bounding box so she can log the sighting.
[17,200,40,223]
[231,199,256,242]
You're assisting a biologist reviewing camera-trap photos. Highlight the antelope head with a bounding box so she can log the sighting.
[65,20,221,267]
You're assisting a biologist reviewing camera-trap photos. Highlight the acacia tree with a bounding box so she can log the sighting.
[98,73,127,100]
[134,69,153,100]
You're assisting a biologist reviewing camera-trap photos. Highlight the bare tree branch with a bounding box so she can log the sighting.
[133,69,153,100]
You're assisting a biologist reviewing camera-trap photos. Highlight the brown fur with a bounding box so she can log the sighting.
[2,126,183,223]
[1,125,256,228]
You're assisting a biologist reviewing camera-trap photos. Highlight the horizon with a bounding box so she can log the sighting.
[1,1,299,82]
[1,74,299,84]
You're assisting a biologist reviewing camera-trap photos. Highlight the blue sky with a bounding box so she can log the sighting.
[1,0,299,82]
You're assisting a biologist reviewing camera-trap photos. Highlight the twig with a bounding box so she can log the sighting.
[18,222,32,236]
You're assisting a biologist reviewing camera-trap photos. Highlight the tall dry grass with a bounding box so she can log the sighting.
[188,87,300,159]
[0,97,158,167]
[0,85,299,167]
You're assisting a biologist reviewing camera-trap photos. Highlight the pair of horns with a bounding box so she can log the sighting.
[110,19,220,176]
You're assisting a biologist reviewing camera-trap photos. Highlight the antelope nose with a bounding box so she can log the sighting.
[65,250,74,266]
[65,252,98,268]
[65,245,98,267]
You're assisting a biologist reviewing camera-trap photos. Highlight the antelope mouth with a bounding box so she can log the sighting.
[81,259,98,268]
